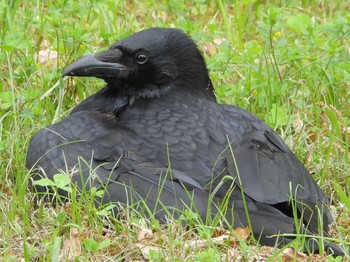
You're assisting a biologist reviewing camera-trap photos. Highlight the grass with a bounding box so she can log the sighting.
[0,0,349,260]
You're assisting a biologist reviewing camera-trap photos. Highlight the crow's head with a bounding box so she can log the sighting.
[63,28,215,100]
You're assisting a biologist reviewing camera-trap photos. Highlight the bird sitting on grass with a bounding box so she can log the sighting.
[26,28,344,256]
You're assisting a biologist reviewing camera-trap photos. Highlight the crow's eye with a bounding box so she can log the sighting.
[135,52,148,65]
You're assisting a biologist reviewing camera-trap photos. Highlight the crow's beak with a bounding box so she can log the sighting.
[63,49,127,78]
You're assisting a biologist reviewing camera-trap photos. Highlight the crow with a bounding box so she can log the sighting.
[26,28,344,255]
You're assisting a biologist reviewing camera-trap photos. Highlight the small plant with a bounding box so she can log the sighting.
[33,173,72,194]
[82,238,111,253]
[195,248,221,262]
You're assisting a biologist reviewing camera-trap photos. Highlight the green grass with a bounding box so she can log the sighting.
[1,0,349,260]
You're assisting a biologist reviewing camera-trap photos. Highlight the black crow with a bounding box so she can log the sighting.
[26,28,344,255]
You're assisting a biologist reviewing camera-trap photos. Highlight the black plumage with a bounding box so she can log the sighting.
[26,28,343,255]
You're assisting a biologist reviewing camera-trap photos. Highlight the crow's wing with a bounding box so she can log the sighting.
[26,102,342,254]
[26,109,295,235]
[220,105,332,232]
